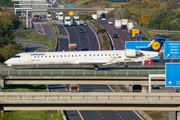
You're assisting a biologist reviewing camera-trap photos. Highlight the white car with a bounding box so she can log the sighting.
[108,21,113,24]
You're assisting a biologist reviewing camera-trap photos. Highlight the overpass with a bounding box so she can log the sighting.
[0,69,165,86]
[1,92,180,111]
[4,7,105,12]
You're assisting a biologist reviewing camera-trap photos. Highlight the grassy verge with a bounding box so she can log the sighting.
[145,111,169,120]
[2,110,64,120]
[4,84,47,92]
[14,30,56,51]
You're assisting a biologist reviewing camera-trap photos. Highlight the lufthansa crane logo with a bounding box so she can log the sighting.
[152,41,160,50]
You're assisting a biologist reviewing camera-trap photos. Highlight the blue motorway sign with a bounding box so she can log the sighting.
[68,4,73,8]
[125,41,159,59]
[166,63,180,87]
[164,41,180,59]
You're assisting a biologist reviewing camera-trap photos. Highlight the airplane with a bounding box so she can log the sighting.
[4,35,173,70]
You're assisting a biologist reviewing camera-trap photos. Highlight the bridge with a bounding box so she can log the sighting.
[4,7,105,12]
[0,69,165,86]
[1,92,180,111]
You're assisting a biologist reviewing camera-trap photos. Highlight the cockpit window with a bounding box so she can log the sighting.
[13,55,20,58]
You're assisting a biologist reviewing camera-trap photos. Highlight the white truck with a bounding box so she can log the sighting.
[121,19,128,28]
[47,14,52,20]
[58,12,63,21]
[114,19,121,29]
[127,22,134,33]
[64,16,71,26]
[92,14,97,19]
[73,16,80,25]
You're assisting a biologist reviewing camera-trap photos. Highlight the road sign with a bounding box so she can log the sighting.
[125,41,159,59]
[164,41,180,59]
[166,63,180,87]
[68,4,73,8]
[69,11,73,16]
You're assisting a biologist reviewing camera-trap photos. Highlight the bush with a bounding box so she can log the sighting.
[97,29,106,34]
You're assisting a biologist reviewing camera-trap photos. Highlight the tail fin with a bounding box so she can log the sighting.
[140,35,173,52]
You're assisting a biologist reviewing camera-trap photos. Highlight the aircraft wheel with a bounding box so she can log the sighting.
[94,66,99,71]
[13,67,16,70]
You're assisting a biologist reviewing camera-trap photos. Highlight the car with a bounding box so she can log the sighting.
[152,85,159,89]
[145,60,154,65]
[108,21,113,24]
[79,28,85,33]
[82,47,88,51]
[113,33,118,38]
[84,22,88,25]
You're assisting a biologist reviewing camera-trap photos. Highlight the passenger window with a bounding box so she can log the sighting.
[72,55,74,57]
[53,56,55,57]
[41,56,43,58]
[68,55,70,57]
[109,54,111,56]
[49,56,51,58]
[79,55,81,57]
[75,55,77,57]
[97,54,99,56]
[105,54,107,56]
[34,56,36,58]
[38,56,39,58]
[94,54,95,56]
[57,55,58,57]
[60,55,62,57]
[101,54,103,56]
[90,54,91,56]
[45,56,47,58]
[116,54,118,56]
[85,55,86,57]
[64,55,66,57]
[113,54,114,56]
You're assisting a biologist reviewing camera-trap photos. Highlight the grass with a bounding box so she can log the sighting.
[4,84,47,92]
[145,111,169,120]
[3,110,64,120]
[16,30,56,51]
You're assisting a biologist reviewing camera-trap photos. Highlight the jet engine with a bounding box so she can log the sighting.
[125,49,141,57]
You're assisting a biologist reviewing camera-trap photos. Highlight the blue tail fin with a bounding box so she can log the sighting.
[140,35,173,52]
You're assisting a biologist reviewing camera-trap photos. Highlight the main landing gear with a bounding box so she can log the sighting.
[94,65,99,71]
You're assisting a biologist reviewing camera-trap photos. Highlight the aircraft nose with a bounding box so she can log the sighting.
[4,59,11,66]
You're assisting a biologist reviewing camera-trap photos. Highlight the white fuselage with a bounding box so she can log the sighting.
[5,50,158,66]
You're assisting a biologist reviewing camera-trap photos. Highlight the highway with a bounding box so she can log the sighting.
[27,17,143,120]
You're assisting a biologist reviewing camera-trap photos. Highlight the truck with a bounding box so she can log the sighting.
[64,16,71,26]
[47,14,52,20]
[127,22,134,33]
[33,15,40,22]
[73,16,80,25]
[53,1,57,7]
[135,34,142,41]
[69,43,77,51]
[121,19,128,28]
[114,19,121,29]
[58,12,63,21]
[69,84,79,92]
[92,14,97,19]
[132,29,139,38]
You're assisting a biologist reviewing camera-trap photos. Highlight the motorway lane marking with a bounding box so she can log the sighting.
[59,21,70,45]
[72,26,82,50]
[107,31,115,50]
[80,26,91,50]
[88,24,100,51]
[107,84,115,92]
[40,23,45,35]
[133,110,144,120]
[77,110,84,120]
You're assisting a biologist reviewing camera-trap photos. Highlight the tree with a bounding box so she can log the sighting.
[139,14,151,28]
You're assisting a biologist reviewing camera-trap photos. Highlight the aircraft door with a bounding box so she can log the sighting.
[24,53,29,63]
